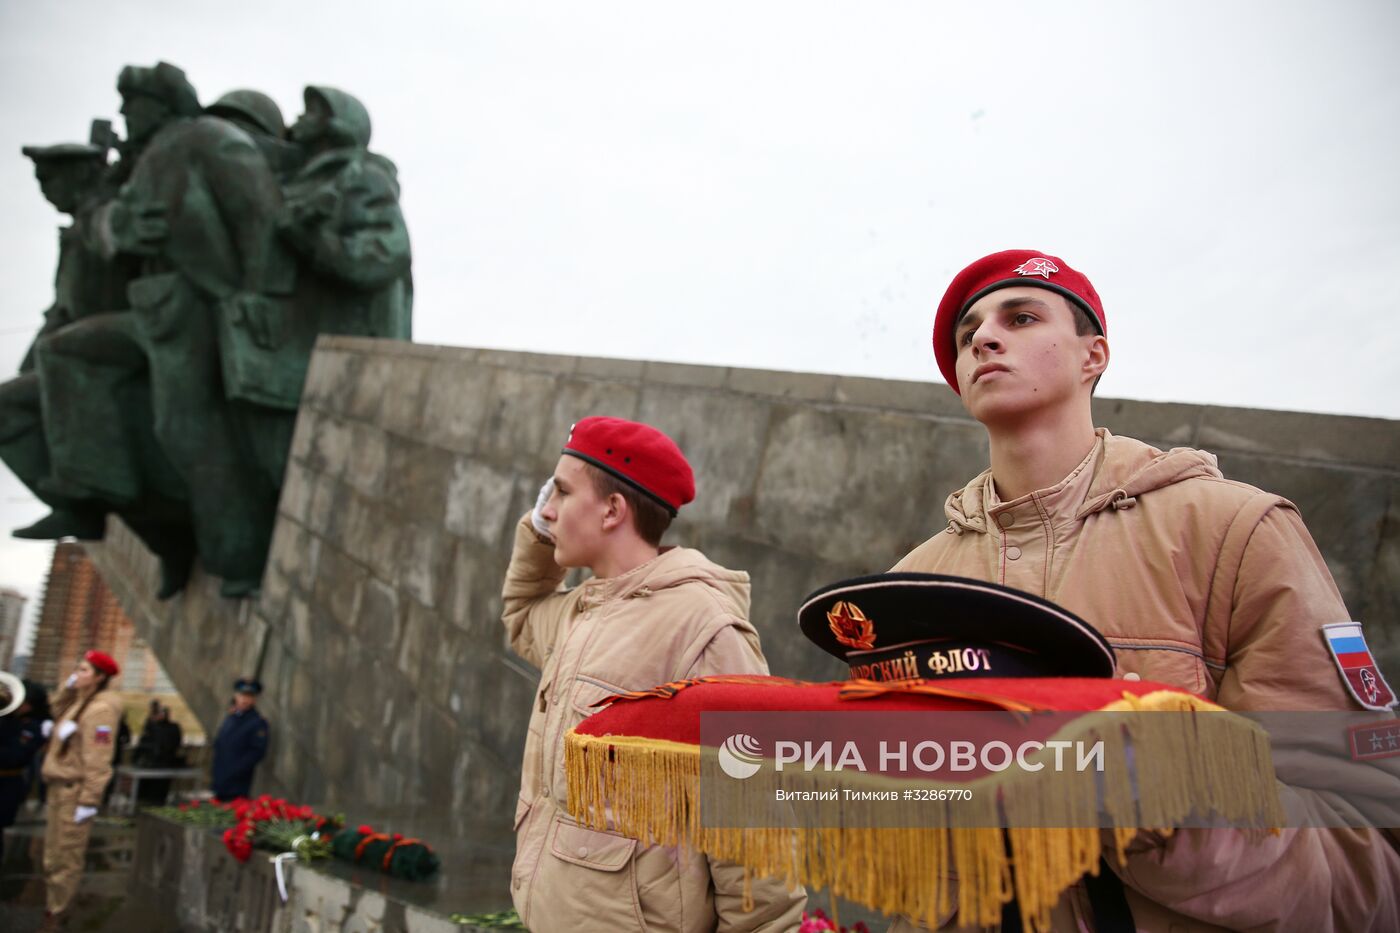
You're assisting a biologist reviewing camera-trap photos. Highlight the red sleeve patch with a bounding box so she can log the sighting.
[94,725,113,745]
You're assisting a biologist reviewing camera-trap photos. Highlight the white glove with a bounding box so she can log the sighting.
[531,478,556,541]
[56,720,78,741]
[74,805,98,824]
[65,673,78,688]
[41,719,54,739]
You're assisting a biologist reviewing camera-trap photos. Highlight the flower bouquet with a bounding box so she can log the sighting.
[146,795,338,864]
[147,795,438,880]
[216,796,335,864]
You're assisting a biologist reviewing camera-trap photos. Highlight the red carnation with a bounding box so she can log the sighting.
[357,824,374,835]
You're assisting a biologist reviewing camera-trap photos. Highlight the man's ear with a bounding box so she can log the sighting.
[1083,334,1109,384]
[600,493,629,533]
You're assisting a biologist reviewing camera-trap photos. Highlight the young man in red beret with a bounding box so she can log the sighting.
[500,416,806,933]
[889,250,1398,931]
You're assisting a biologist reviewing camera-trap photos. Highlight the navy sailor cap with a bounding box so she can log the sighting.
[798,572,1115,683]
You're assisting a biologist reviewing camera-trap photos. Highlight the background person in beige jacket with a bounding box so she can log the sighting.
[38,649,123,932]
[501,416,807,933]
[886,250,1399,932]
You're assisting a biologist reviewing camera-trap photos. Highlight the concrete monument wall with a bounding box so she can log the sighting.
[86,336,1400,846]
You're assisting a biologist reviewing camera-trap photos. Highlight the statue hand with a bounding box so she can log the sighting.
[110,198,169,255]
[224,293,283,350]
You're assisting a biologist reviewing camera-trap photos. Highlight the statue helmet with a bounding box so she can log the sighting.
[304,86,372,150]
[116,62,202,118]
[206,89,287,139]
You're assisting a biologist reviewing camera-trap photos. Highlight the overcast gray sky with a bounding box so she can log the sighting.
[2,0,1398,648]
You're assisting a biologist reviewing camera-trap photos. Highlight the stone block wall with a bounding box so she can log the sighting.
[86,337,1400,850]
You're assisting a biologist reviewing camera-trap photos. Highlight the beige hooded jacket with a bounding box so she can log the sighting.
[502,513,807,933]
[889,430,1399,932]
[41,684,123,807]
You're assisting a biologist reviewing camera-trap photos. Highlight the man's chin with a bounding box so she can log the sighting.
[966,391,1047,425]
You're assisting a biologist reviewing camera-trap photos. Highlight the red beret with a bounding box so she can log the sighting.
[932,250,1105,394]
[85,649,120,677]
[562,417,695,515]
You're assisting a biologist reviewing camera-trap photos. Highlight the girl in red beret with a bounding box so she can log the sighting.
[38,650,123,931]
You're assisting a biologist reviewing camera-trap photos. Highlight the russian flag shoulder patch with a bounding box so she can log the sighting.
[1322,623,1396,711]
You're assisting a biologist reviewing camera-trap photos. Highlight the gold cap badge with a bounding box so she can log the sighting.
[827,600,875,650]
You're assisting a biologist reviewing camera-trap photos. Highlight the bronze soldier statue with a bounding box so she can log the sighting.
[234,86,413,488]
[39,63,285,597]
[0,137,134,542]
[3,67,414,603]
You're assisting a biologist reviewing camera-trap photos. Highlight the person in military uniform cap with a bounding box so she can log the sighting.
[799,572,1115,683]
[210,678,269,800]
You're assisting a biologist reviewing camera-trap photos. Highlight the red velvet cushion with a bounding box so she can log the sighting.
[576,675,1190,746]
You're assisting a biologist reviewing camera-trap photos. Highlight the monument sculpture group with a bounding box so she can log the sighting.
[0,62,413,599]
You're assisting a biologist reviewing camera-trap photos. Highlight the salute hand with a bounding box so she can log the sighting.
[531,478,556,542]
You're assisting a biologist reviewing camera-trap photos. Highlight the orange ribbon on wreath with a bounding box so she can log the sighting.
[353,832,392,862]
[381,837,428,871]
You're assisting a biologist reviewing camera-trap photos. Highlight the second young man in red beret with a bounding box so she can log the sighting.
[500,416,806,933]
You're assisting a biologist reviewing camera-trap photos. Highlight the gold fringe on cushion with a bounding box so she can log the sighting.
[565,690,1283,932]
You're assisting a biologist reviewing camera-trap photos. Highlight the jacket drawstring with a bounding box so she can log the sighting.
[1108,490,1137,511]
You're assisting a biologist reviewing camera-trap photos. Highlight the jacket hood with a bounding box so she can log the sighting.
[578,546,751,618]
[944,428,1224,533]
